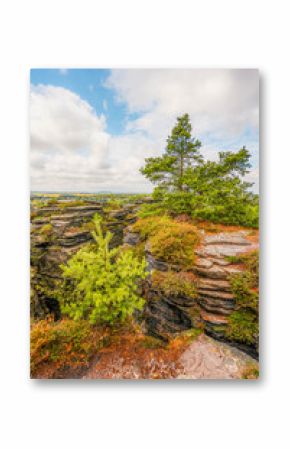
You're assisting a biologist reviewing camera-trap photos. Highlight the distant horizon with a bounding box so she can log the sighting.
[30,190,152,195]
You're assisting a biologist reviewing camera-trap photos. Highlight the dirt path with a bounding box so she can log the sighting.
[83,333,258,380]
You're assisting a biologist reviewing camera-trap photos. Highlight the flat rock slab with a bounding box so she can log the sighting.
[196,243,257,258]
[177,334,257,379]
[193,265,228,279]
[204,232,251,246]
[195,257,213,269]
[198,289,234,300]
[200,311,228,324]
[197,279,231,291]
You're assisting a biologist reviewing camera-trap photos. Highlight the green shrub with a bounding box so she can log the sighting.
[137,203,166,218]
[103,198,123,212]
[226,310,258,345]
[149,221,199,268]
[229,250,259,313]
[151,270,197,298]
[227,250,259,345]
[132,216,199,269]
[132,216,174,240]
[56,214,148,326]
[230,272,259,312]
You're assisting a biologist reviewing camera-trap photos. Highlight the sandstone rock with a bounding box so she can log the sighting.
[196,243,257,258]
[204,232,251,246]
[144,298,192,340]
[146,253,182,272]
[197,278,231,292]
[123,228,140,245]
[193,265,228,279]
[177,334,257,379]
[210,257,232,266]
[108,209,128,220]
[198,289,234,300]
[200,310,228,325]
[197,298,234,315]
[195,257,213,269]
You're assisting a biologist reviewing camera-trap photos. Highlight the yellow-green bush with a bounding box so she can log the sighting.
[132,216,199,269]
[149,221,199,268]
[226,250,259,346]
[131,216,174,240]
[151,270,197,298]
[226,310,258,345]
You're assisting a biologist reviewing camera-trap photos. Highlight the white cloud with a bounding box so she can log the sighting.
[106,69,259,141]
[30,84,152,192]
[106,68,259,191]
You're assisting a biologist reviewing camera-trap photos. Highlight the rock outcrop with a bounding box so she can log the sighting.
[124,223,259,357]
[193,230,258,353]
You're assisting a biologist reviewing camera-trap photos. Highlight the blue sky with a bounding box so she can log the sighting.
[31,69,130,135]
[30,68,259,192]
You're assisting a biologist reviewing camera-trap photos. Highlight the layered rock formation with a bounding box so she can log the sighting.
[124,223,259,357]
[193,230,258,356]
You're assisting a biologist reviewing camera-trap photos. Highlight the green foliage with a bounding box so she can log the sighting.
[229,250,259,312]
[151,270,197,298]
[103,198,124,212]
[226,250,259,345]
[132,216,199,268]
[230,272,259,312]
[56,214,148,326]
[226,310,258,345]
[140,114,259,228]
[137,203,166,218]
[141,113,203,192]
[131,215,174,240]
[149,221,199,268]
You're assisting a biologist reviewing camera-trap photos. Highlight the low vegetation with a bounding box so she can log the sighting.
[226,251,259,346]
[132,216,199,268]
[30,318,109,378]
[151,271,197,298]
[56,214,148,326]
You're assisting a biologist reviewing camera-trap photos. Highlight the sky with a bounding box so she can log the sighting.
[30,68,259,193]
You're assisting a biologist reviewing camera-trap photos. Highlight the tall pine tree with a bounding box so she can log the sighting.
[139,113,258,227]
[141,114,203,192]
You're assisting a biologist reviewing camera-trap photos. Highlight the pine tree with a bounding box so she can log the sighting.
[140,113,203,192]
[56,214,148,325]
[139,114,259,227]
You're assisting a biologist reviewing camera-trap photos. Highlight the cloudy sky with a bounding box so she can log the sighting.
[30,69,259,193]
